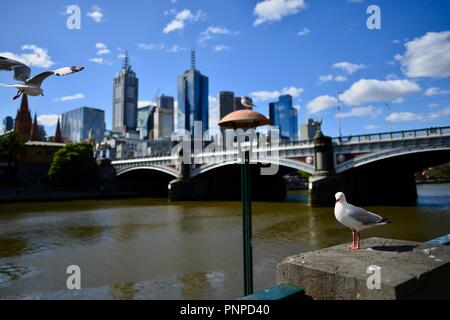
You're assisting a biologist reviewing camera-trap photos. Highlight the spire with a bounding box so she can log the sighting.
[191,50,196,69]
[123,50,129,69]
[30,113,41,141]
[54,117,63,143]
[14,94,32,140]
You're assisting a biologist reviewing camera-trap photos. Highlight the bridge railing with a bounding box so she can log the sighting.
[332,126,450,145]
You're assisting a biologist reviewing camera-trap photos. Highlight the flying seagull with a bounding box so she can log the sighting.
[334,192,391,250]
[240,96,255,108]
[0,56,84,100]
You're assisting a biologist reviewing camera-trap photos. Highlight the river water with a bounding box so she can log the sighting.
[0,184,449,299]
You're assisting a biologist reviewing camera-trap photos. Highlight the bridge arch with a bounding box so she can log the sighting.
[336,146,450,173]
[116,165,180,178]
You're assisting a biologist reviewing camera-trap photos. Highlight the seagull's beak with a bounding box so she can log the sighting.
[336,198,340,203]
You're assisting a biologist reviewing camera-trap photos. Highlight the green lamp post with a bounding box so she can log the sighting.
[218,109,270,296]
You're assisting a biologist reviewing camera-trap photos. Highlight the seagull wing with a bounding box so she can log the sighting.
[26,66,84,85]
[346,204,384,225]
[0,56,31,82]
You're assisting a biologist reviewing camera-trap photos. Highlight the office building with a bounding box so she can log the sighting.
[301,119,321,140]
[2,116,13,133]
[153,95,174,140]
[61,107,106,142]
[269,95,299,142]
[177,51,209,135]
[219,91,235,120]
[137,105,156,140]
[112,52,139,135]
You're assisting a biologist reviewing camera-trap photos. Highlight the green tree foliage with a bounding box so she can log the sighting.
[49,143,99,187]
[0,132,25,178]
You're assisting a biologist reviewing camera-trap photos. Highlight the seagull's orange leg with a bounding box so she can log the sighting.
[348,230,356,250]
[355,231,361,250]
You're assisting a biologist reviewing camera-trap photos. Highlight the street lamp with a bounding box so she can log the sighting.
[218,109,270,296]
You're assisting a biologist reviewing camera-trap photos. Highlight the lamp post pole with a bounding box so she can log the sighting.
[241,149,253,295]
[218,108,269,297]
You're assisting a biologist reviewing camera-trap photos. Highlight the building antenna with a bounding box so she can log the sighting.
[191,50,196,70]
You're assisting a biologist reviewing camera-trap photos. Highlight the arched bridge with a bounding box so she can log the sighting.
[112,126,450,206]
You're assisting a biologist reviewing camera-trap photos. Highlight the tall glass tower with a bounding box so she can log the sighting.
[112,52,139,135]
[269,95,299,142]
[177,51,209,135]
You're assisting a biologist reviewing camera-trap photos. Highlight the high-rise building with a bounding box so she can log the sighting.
[269,95,299,142]
[137,105,156,140]
[300,119,321,140]
[61,107,105,142]
[219,91,235,120]
[2,116,13,133]
[14,94,32,140]
[153,95,174,140]
[112,52,139,135]
[177,51,209,135]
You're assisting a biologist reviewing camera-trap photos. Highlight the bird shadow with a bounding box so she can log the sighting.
[370,245,417,253]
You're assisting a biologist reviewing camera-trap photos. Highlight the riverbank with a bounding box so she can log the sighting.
[0,186,162,204]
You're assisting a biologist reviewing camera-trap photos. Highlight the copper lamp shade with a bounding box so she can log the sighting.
[218,109,270,129]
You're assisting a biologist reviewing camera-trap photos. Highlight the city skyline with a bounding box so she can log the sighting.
[0,0,450,138]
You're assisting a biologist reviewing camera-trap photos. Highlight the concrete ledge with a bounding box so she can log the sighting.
[277,237,450,300]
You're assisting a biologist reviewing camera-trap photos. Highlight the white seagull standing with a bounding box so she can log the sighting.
[0,56,84,100]
[334,192,391,250]
[240,96,256,108]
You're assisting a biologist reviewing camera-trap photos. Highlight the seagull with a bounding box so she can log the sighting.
[0,56,84,100]
[334,192,391,250]
[240,96,255,108]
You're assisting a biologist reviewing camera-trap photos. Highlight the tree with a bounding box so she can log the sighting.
[0,132,25,178]
[48,143,99,187]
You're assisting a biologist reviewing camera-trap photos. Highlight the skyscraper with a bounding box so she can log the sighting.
[177,51,209,135]
[154,95,174,140]
[61,107,106,142]
[269,95,299,142]
[300,119,321,140]
[113,52,139,135]
[219,91,235,120]
[2,116,13,133]
[137,105,156,140]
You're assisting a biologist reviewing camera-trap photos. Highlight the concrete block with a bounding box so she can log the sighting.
[277,237,450,300]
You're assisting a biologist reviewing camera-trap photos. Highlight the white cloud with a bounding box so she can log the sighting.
[398,31,450,78]
[138,100,155,108]
[208,95,219,130]
[386,107,450,122]
[212,44,230,53]
[424,87,450,96]
[138,43,166,51]
[332,61,365,75]
[307,95,338,114]
[54,93,85,102]
[251,86,304,101]
[163,9,206,33]
[87,5,104,23]
[297,28,310,37]
[37,114,60,126]
[95,43,110,55]
[365,125,380,130]
[167,45,186,53]
[199,26,237,45]
[0,45,54,68]
[253,0,308,26]
[319,74,348,83]
[386,112,423,122]
[339,79,421,106]
[89,57,111,65]
[339,106,382,119]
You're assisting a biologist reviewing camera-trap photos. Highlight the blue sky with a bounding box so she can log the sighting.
[1,0,450,138]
